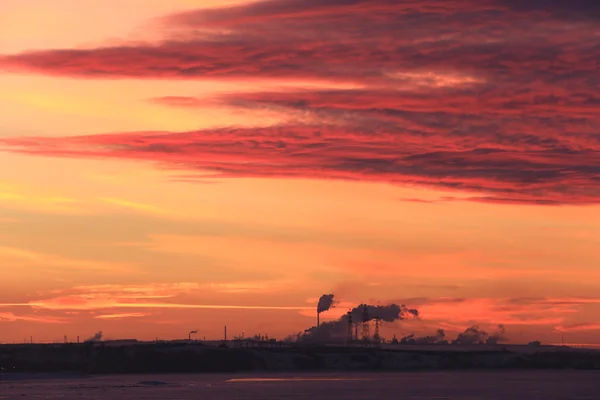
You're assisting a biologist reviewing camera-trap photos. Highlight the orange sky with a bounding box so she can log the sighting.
[1,0,599,346]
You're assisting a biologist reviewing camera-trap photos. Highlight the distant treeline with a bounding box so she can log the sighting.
[1,343,600,374]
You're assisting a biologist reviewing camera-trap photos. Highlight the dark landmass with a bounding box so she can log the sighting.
[1,341,599,375]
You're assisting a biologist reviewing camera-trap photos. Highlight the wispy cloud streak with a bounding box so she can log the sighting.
[2,301,312,311]
[556,322,600,332]
[0,312,64,324]
[93,313,150,319]
[0,283,312,312]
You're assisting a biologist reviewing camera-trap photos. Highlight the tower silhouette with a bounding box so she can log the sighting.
[347,311,353,343]
[361,305,370,341]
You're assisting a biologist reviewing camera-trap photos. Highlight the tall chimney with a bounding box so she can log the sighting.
[224,326,227,341]
[317,312,320,327]
[347,311,353,343]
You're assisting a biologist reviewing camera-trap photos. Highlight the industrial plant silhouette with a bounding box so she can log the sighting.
[2,293,599,374]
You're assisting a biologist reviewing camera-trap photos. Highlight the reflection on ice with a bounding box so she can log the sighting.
[226,377,371,383]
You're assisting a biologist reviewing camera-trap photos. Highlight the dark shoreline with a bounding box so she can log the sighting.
[2,342,599,375]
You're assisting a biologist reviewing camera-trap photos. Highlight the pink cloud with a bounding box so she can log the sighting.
[0,283,312,312]
[23,299,312,311]
[429,301,562,325]
[394,296,600,329]
[0,0,598,204]
[94,313,151,320]
[0,312,64,324]
[149,96,207,108]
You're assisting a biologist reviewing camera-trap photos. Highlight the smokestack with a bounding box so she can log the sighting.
[347,310,353,343]
[224,326,227,341]
[317,312,320,327]
[298,301,419,344]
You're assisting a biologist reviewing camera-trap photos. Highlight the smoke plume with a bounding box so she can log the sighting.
[349,303,419,323]
[300,303,418,343]
[317,294,335,314]
[452,325,506,345]
[485,324,506,345]
[401,329,447,345]
[84,331,103,343]
[452,325,487,345]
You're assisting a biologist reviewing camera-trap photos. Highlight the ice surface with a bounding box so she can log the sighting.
[1,371,599,399]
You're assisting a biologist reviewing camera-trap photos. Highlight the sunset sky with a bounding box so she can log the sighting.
[1,0,599,346]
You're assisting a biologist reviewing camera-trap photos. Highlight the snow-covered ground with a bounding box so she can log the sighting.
[1,371,599,399]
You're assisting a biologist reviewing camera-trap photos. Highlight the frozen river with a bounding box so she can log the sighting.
[1,370,599,399]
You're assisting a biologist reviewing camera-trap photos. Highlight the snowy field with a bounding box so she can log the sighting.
[1,370,599,399]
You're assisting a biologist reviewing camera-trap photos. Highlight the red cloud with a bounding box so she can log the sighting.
[396,297,600,333]
[0,0,599,204]
[2,122,599,204]
[0,0,596,84]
